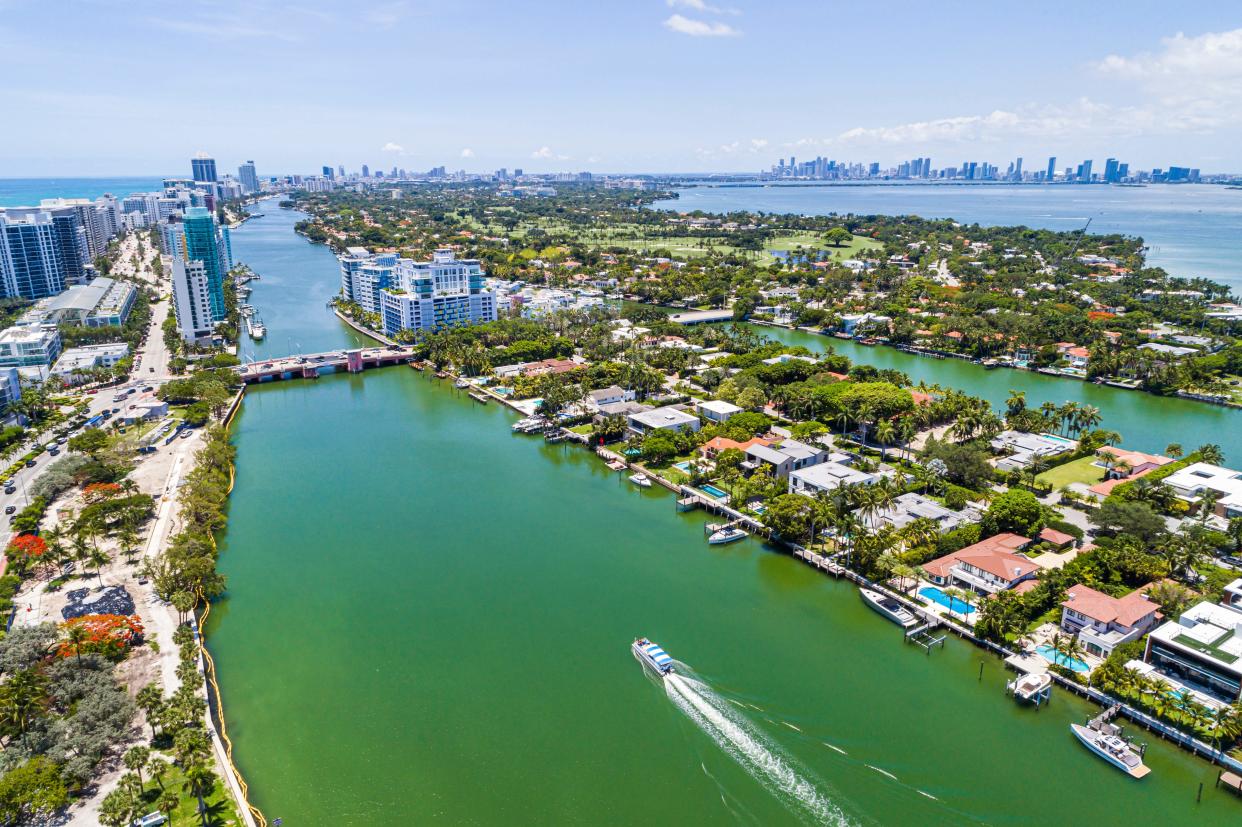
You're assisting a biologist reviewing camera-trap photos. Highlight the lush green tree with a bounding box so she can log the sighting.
[980,489,1046,537]
[0,757,69,824]
[763,494,817,542]
[1092,499,1167,545]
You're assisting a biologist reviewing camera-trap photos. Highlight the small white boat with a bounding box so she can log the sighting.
[454,379,470,389]
[632,637,674,676]
[859,587,918,629]
[1070,722,1150,778]
[707,526,746,545]
[629,473,652,488]
[1009,671,1053,704]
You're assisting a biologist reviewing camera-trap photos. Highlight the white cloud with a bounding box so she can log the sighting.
[381,141,404,152]
[750,138,768,150]
[364,1,410,28]
[1096,28,1242,124]
[460,148,475,158]
[529,146,570,161]
[663,14,739,37]
[666,0,740,14]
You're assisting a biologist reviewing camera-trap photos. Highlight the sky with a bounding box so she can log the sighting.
[2,0,1242,176]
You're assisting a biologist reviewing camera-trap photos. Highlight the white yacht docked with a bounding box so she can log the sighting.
[858,587,918,629]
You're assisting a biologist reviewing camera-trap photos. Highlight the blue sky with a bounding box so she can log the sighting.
[2,0,1241,176]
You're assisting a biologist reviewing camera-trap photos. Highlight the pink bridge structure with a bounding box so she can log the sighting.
[236,346,413,384]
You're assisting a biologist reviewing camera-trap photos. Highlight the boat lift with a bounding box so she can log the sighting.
[905,620,946,654]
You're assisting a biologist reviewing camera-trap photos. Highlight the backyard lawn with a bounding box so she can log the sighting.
[1035,455,1106,489]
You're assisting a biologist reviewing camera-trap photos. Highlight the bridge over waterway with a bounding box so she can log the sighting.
[236,346,413,383]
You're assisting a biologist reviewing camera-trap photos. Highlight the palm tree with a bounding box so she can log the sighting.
[896,417,916,462]
[1005,389,1026,420]
[1077,404,1102,435]
[65,623,90,666]
[1197,443,1225,465]
[124,746,151,788]
[184,762,217,826]
[874,419,895,462]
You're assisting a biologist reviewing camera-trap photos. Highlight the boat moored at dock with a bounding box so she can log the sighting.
[629,473,653,488]
[1070,708,1150,779]
[706,524,747,545]
[859,587,918,628]
[1007,671,1053,705]
[632,638,674,676]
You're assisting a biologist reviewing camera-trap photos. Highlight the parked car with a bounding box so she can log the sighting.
[24,459,35,468]
[3,486,14,495]
[1221,555,1242,568]
[4,506,15,515]
[132,813,168,827]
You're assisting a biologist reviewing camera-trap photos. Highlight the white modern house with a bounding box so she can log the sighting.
[696,399,743,424]
[788,461,878,495]
[626,406,701,437]
[586,385,634,410]
[990,430,1078,471]
[1145,600,1242,702]
[1163,462,1242,518]
[743,439,833,478]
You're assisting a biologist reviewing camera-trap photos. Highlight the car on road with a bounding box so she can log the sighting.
[142,386,154,392]
[3,486,14,495]
[4,506,15,515]
[1221,555,1242,568]
[24,459,35,468]
[148,367,154,372]
[48,448,59,456]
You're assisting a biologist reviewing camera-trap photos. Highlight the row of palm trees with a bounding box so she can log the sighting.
[1093,662,1242,751]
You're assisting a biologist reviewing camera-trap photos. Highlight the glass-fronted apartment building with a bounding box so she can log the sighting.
[378,249,497,336]
[0,212,67,300]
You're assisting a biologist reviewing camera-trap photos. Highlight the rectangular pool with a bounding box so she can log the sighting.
[701,484,729,499]
[1035,644,1090,673]
[919,586,976,615]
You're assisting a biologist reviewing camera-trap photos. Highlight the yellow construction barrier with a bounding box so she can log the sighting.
[193,387,269,826]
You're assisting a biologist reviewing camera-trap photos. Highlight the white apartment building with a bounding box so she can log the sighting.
[378,249,497,337]
[51,343,130,384]
[0,324,63,367]
[171,258,215,343]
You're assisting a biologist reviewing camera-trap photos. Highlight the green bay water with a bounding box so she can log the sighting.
[207,206,1240,824]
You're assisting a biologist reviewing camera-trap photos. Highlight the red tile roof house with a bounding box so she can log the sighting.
[1059,583,1162,658]
[1086,447,1175,499]
[921,533,1042,595]
[1037,527,1078,550]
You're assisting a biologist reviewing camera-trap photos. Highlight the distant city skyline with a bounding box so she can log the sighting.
[2,2,1242,175]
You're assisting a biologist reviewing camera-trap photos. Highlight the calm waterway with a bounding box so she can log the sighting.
[206,204,1239,824]
[656,183,1242,293]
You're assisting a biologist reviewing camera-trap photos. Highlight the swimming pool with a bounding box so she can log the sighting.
[1042,434,1075,445]
[673,461,693,473]
[1035,644,1090,673]
[919,586,976,615]
[701,484,729,499]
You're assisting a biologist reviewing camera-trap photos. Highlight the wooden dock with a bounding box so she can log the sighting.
[1217,770,1242,797]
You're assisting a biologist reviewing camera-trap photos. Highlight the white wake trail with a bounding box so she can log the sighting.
[665,674,850,826]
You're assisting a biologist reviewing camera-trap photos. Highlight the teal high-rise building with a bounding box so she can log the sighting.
[180,207,231,321]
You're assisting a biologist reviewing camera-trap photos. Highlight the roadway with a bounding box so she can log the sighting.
[2,247,175,521]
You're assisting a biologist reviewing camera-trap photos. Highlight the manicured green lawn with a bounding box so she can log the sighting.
[1035,455,1106,489]
[766,231,880,261]
[567,424,593,435]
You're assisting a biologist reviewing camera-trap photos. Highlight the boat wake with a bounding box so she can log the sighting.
[664,673,851,826]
